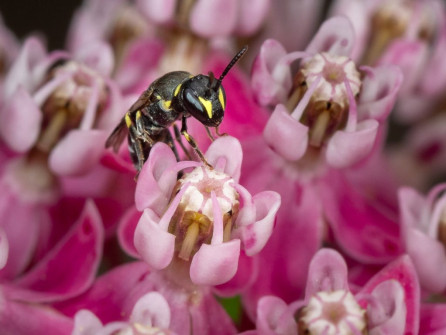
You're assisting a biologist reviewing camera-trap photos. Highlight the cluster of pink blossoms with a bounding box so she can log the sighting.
[1,0,446,334]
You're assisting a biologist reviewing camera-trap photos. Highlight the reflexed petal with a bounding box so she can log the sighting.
[305,16,355,57]
[75,41,114,77]
[49,130,108,176]
[190,240,241,286]
[205,136,242,182]
[398,187,425,230]
[134,209,175,270]
[117,206,141,259]
[325,119,379,168]
[241,191,281,256]
[263,104,308,161]
[189,0,237,38]
[305,248,349,299]
[358,65,403,121]
[9,201,104,302]
[72,309,103,335]
[130,292,171,329]
[256,296,298,335]
[0,228,8,270]
[251,39,292,106]
[137,0,176,24]
[0,86,42,153]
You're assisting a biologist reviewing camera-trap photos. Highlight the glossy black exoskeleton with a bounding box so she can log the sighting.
[105,45,248,174]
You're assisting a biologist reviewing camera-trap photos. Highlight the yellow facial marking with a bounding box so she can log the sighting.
[174,84,182,97]
[136,111,142,120]
[161,100,171,110]
[125,112,132,127]
[198,97,213,119]
[218,88,225,110]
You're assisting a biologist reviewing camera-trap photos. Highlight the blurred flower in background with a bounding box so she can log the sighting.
[0,0,445,334]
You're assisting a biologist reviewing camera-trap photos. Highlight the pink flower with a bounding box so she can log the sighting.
[251,17,402,168]
[244,249,420,335]
[117,136,280,287]
[399,183,446,292]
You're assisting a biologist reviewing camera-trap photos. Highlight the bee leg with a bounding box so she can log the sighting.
[215,126,228,137]
[173,124,193,160]
[180,116,212,168]
[205,127,215,141]
[128,124,150,177]
[135,111,154,144]
[164,129,181,162]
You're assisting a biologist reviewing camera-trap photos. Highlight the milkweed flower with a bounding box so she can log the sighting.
[119,135,280,287]
[243,249,420,335]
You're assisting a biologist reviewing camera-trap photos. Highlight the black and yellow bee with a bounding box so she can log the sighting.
[105,46,248,173]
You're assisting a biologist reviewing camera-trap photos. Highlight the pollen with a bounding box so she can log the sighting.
[298,290,367,335]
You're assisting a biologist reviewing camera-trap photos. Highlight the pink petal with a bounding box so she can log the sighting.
[305,16,355,57]
[305,248,349,299]
[256,296,298,335]
[9,201,104,302]
[130,292,171,329]
[404,227,446,293]
[117,206,141,259]
[0,293,73,335]
[263,104,309,161]
[134,209,175,270]
[359,255,420,335]
[137,0,176,24]
[190,240,241,286]
[358,65,403,121]
[0,228,8,270]
[398,187,425,230]
[205,136,242,182]
[74,41,114,77]
[54,262,150,323]
[366,280,407,335]
[420,303,446,335]
[0,86,42,153]
[235,0,270,36]
[134,143,178,213]
[241,191,281,256]
[49,130,108,176]
[325,119,379,168]
[251,39,292,106]
[72,309,103,335]
[189,0,238,38]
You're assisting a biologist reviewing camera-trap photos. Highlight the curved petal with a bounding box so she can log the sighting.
[137,0,176,24]
[189,0,237,38]
[235,0,270,36]
[241,191,281,256]
[305,248,349,299]
[72,309,103,335]
[205,136,242,182]
[0,86,42,153]
[130,292,171,329]
[404,227,446,293]
[0,228,8,270]
[75,41,114,77]
[190,239,240,286]
[325,119,379,168]
[398,187,425,231]
[367,281,406,335]
[117,206,141,259]
[263,104,308,161]
[359,255,420,335]
[256,296,298,335]
[305,16,355,57]
[9,200,104,303]
[134,209,175,270]
[358,65,403,121]
[49,130,108,176]
[135,142,178,213]
[251,39,292,106]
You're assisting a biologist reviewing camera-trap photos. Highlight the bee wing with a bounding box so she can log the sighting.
[105,118,128,152]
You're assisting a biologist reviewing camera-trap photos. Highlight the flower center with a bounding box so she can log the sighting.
[169,166,239,261]
[287,52,361,148]
[364,0,436,64]
[298,290,367,335]
[36,60,107,153]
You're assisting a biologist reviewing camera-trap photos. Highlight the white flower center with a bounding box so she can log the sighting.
[299,290,367,335]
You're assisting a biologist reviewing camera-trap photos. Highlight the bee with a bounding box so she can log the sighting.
[105,45,248,173]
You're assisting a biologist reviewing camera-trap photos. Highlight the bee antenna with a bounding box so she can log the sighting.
[213,45,248,90]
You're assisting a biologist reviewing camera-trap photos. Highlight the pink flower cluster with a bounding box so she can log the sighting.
[0,0,446,334]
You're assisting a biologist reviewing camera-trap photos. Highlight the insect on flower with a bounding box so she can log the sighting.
[105,45,248,174]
